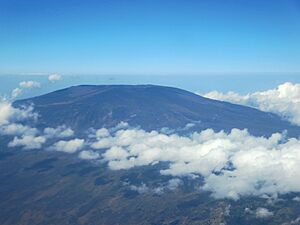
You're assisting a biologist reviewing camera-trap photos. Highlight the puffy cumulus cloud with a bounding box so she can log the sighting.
[0,95,48,149]
[0,88,82,153]
[44,125,74,138]
[112,121,129,131]
[293,196,300,202]
[0,123,37,136]
[203,82,300,125]
[129,183,151,194]
[0,100,38,136]
[48,74,62,82]
[19,81,41,88]
[89,127,300,199]
[255,208,274,218]
[166,178,182,190]
[8,135,46,150]
[0,100,38,126]
[95,128,110,138]
[0,101,17,126]
[51,138,84,153]
[245,207,274,218]
[9,80,41,99]
[78,150,100,160]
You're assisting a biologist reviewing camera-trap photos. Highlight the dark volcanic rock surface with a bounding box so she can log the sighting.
[15,84,300,137]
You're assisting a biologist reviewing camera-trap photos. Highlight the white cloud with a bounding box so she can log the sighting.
[292,196,300,202]
[91,137,113,149]
[167,178,182,190]
[87,127,300,200]
[48,74,62,82]
[9,81,41,99]
[130,183,150,194]
[0,95,78,152]
[129,183,163,195]
[52,138,84,153]
[19,81,41,88]
[128,179,182,195]
[0,101,17,126]
[183,123,195,130]
[160,127,175,135]
[11,88,22,99]
[0,98,83,152]
[44,125,74,138]
[103,146,130,161]
[78,150,100,160]
[95,128,110,138]
[8,135,46,149]
[255,207,274,218]
[0,123,37,136]
[203,82,300,125]
[0,100,38,136]
[112,121,129,131]
[0,95,47,151]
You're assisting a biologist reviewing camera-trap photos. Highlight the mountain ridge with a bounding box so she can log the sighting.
[15,84,300,137]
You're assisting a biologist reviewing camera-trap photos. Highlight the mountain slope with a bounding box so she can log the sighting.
[3,84,300,225]
[16,84,300,136]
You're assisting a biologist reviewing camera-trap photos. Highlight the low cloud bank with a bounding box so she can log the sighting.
[90,127,300,200]
[203,82,300,126]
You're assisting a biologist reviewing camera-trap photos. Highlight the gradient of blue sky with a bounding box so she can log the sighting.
[0,0,300,74]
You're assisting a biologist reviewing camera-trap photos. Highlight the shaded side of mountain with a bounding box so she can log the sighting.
[15,84,300,137]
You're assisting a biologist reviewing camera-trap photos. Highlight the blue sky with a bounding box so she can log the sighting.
[1,74,300,99]
[1,0,300,75]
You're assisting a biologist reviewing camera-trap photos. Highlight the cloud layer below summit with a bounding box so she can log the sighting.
[203,82,300,126]
[88,127,300,199]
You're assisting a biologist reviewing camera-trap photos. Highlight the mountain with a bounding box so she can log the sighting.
[16,84,300,137]
[2,84,300,225]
